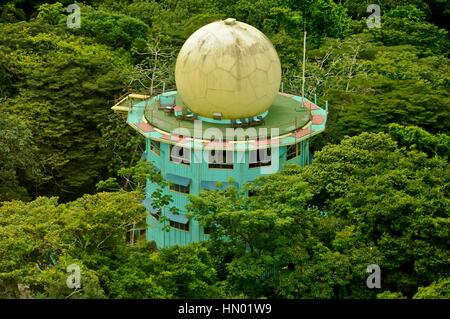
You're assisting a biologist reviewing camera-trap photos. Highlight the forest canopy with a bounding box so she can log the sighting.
[0,0,449,299]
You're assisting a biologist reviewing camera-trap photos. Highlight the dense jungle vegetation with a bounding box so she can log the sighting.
[0,0,449,299]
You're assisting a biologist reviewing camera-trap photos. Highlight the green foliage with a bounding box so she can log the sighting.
[29,256,106,299]
[1,0,449,300]
[305,0,351,40]
[0,2,27,23]
[98,113,146,179]
[315,42,450,147]
[188,130,449,298]
[97,159,166,197]
[62,192,146,256]
[182,13,226,38]
[0,111,40,201]
[0,191,144,298]
[388,123,450,158]
[384,4,426,21]
[372,5,449,55]
[188,163,379,298]
[0,21,133,200]
[302,132,450,297]
[36,2,65,25]
[71,10,150,50]
[376,291,406,299]
[0,190,227,298]
[100,245,169,299]
[413,278,450,299]
[3,1,447,202]
[343,0,431,20]
[147,244,223,298]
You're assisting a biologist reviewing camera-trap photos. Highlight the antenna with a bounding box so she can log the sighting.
[296,29,307,113]
[301,30,307,107]
[297,0,308,114]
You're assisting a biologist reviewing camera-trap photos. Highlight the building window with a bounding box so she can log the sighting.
[287,143,301,160]
[203,227,211,235]
[170,145,190,165]
[150,210,161,220]
[170,220,190,231]
[170,183,190,194]
[208,149,234,169]
[249,148,271,168]
[150,140,160,156]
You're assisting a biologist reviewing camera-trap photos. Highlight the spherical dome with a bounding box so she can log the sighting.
[175,18,281,120]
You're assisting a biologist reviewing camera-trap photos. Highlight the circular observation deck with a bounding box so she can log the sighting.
[142,91,311,141]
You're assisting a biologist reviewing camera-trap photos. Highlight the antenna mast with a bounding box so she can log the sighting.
[300,0,308,112]
[301,30,307,107]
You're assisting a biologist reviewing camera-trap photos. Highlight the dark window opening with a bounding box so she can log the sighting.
[287,143,300,160]
[170,220,190,231]
[170,183,190,194]
[151,210,161,220]
[170,145,190,165]
[150,140,160,156]
[208,149,234,169]
[249,148,272,168]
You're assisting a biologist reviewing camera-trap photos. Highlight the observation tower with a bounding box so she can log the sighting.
[112,18,327,248]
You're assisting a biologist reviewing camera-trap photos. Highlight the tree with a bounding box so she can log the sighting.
[141,244,223,298]
[317,42,450,148]
[36,2,65,25]
[0,21,133,200]
[0,111,41,201]
[413,278,450,299]
[127,39,176,94]
[1,0,449,300]
[0,187,226,298]
[372,5,449,55]
[301,131,450,297]
[0,191,145,298]
[188,129,449,298]
[71,9,150,50]
[388,123,450,158]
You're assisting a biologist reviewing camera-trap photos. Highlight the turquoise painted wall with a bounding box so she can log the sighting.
[120,91,327,249]
[144,139,309,248]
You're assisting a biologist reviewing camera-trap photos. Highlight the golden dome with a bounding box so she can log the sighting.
[175,18,281,119]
